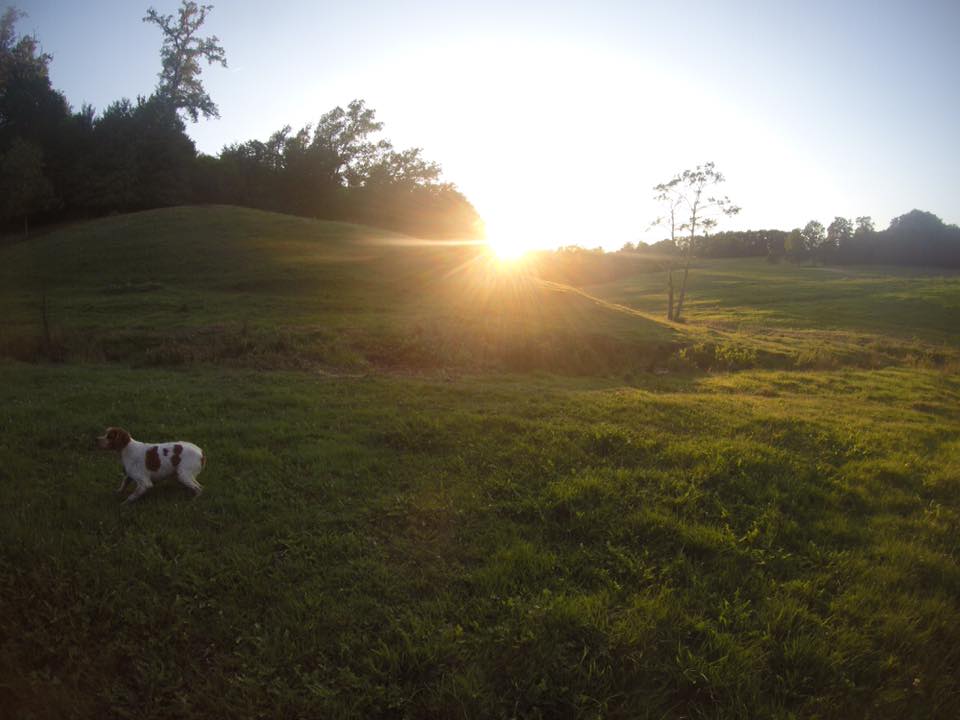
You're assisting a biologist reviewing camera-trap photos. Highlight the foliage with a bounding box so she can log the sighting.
[651,211,960,270]
[801,219,827,263]
[143,1,227,122]
[0,136,56,231]
[0,8,478,239]
[0,6,70,153]
[827,216,853,251]
[652,162,740,321]
[205,100,481,237]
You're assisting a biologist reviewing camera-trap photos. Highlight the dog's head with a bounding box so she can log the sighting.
[97,427,131,451]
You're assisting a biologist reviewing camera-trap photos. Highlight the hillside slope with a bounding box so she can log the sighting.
[0,206,678,371]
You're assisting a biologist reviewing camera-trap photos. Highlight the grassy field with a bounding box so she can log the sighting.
[0,206,676,373]
[1,207,959,718]
[589,258,960,371]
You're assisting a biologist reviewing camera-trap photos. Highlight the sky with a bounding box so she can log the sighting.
[14,0,960,250]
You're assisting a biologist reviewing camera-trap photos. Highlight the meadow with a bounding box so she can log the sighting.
[1,207,958,718]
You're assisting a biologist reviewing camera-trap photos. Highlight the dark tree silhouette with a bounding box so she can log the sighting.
[0,136,55,234]
[143,1,227,122]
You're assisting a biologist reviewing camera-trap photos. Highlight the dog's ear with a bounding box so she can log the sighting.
[104,427,128,450]
[114,428,131,450]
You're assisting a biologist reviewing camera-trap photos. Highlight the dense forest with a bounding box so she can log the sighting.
[0,5,481,239]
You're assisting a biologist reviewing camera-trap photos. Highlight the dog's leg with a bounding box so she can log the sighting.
[116,475,133,494]
[176,472,203,498]
[124,478,153,504]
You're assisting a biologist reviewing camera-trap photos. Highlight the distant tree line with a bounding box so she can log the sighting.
[530,245,656,286]
[625,211,960,268]
[0,4,480,238]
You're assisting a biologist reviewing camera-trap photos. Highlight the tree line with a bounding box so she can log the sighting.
[0,3,480,238]
[626,210,960,268]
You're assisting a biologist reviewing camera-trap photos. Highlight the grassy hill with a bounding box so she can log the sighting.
[1,207,959,718]
[0,206,677,372]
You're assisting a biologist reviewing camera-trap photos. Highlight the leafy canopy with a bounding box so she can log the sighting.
[143,1,227,122]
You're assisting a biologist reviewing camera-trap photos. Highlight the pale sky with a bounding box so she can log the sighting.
[16,0,960,249]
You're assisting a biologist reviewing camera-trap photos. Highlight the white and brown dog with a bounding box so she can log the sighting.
[97,427,206,503]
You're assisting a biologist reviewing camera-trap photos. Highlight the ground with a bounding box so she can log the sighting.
[1,207,958,718]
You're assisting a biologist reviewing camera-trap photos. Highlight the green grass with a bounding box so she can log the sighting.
[0,206,677,372]
[586,258,960,372]
[1,207,960,717]
[1,362,958,718]
[592,258,960,338]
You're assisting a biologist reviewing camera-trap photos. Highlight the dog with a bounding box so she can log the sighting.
[97,427,206,503]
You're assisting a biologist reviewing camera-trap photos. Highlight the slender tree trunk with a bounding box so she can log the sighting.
[675,258,690,321]
[666,266,675,320]
[675,201,698,323]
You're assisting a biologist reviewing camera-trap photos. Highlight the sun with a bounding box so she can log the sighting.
[482,214,540,261]
[487,235,530,260]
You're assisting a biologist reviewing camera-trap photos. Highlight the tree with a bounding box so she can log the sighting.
[651,185,683,320]
[652,162,739,321]
[0,7,70,150]
[882,210,960,266]
[800,220,826,263]
[784,228,806,262]
[854,216,875,236]
[143,1,227,122]
[312,99,392,187]
[0,137,55,234]
[826,216,852,260]
[84,95,195,213]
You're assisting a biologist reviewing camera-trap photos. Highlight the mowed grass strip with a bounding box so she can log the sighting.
[1,361,958,718]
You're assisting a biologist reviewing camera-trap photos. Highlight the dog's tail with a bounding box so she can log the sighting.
[201,451,207,469]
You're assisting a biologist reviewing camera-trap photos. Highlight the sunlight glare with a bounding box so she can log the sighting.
[487,234,530,260]
[482,213,543,263]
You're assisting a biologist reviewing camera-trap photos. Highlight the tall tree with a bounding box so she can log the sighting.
[801,220,827,263]
[143,1,227,122]
[854,216,875,236]
[0,7,70,150]
[826,216,853,260]
[312,100,392,187]
[652,162,739,321]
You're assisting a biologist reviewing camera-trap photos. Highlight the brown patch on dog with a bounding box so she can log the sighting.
[100,427,131,451]
[146,446,161,471]
[171,443,183,467]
